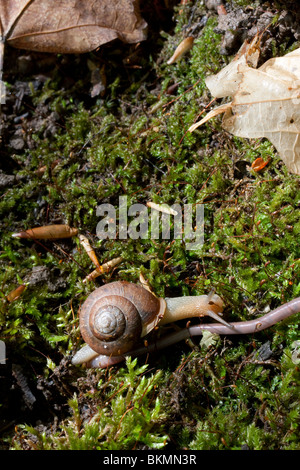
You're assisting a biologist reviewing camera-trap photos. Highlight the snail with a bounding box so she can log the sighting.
[72,280,229,365]
[72,282,300,368]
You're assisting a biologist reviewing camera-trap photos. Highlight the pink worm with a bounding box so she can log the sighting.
[88,297,300,368]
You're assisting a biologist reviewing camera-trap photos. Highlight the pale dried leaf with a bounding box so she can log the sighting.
[205,38,260,98]
[200,330,219,350]
[190,44,300,175]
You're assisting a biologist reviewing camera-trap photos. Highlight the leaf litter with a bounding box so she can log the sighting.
[0,0,147,112]
[189,38,300,175]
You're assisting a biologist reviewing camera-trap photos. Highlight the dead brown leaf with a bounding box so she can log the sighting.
[1,0,147,54]
[0,0,147,104]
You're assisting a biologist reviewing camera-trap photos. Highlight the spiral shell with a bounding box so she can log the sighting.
[79,281,166,356]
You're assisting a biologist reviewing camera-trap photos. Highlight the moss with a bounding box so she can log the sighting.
[11,358,168,450]
[188,342,300,450]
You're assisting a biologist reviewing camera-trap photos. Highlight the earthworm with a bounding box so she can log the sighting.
[87,297,300,368]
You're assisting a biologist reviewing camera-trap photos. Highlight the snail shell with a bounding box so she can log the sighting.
[79,281,166,356]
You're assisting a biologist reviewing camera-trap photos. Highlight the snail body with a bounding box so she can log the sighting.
[72,281,226,365]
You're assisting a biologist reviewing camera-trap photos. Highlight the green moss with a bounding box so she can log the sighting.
[11,359,168,450]
[188,345,300,450]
